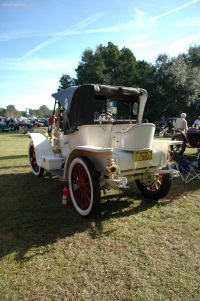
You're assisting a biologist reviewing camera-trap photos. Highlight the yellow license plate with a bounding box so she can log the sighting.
[133,150,153,162]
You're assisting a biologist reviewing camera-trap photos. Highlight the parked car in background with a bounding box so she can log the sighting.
[0,117,5,126]
[155,117,177,137]
[38,118,48,126]
[0,120,10,132]
[4,117,19,131]
[30,120,44,127]
[19,120,33,129]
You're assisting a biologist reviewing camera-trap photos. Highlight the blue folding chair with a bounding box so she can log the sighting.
[172,153,200,184]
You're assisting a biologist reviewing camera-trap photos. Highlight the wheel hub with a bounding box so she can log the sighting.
[141,173,156,186]
[73,184,80,191]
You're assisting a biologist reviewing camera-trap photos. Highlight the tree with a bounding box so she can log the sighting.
[6,105,17,117]
[112,47,138,86]
[75,42,140,86]
[186,44,200,67]
[0,108,6,117]
[58,74,75,91]
[148,47,200,124]
[38,105,51,118]
[75,48,105,84]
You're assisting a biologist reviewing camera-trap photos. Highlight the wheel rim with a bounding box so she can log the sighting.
[174,137,183,152]
[172,135,185,154]
[30,144,40,173]
[71,163,92,210]
[144,174,164,193]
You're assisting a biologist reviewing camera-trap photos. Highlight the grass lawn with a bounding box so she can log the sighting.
[0,132,199,301]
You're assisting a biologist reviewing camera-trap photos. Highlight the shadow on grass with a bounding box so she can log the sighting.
[0,171,199,262]
[0,155,28,161]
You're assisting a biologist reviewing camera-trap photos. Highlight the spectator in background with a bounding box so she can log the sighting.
[192,116,200,129]
[48,115,58,134]
[159,116,167,127]
[174,113,188,133]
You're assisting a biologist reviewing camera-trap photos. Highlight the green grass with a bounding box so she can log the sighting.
[0,132,199,301]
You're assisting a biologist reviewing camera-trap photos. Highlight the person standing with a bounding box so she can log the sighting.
[160,116,167,127]
[192,116,200,129]
[174,113,188,133]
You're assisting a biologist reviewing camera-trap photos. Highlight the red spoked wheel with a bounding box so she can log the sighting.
[68,156,100,217]
[135,164,172,200]
[28,141,44,176]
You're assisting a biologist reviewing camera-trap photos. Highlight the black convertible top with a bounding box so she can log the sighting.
[51,84,146,133]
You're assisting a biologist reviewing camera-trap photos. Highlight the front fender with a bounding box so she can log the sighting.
[28,133,54,166]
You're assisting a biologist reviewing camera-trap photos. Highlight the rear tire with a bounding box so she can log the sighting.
[135,164,172,200]
[68,157,100,217]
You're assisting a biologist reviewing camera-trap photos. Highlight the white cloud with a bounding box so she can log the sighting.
[0,20,135,43]
[0,30,55,42]
[150,0,200,21]
[83,20,136,33]
[134,9,148,29]
[121,32,200,63]
[125,36,159,49]
[0,57,76,74]
[18,13,103,61]
[1,13,148,62]
[165,33,200,56]
[177,18,200,27]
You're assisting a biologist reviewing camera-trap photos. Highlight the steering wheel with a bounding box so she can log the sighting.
[97,111,114,121]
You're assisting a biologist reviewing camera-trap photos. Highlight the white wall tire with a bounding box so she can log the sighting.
[68,156,100,217]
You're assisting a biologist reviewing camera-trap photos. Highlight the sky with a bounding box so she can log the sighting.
[0,0,200,112]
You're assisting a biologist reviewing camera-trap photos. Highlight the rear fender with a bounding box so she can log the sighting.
[63,147,111,179]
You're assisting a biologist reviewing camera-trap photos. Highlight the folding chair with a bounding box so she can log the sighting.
[172,153,200,184]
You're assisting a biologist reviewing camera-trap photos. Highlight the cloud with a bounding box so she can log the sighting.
[177,18,200,27]
[1,20,139,45]
[166,33,200,56]
[18,14,101,61]
[18,13,103,61]
[150,0,200,21]
[124,34,159,47]
[134,9,148,29]
[0,31,29,42]
[0,57,75,72]
[82,20,135,33]
[15,11,148,61]
[0,30,55,42]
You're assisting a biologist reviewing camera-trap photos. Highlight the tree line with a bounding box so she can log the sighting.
[0,105,52,119]
[58,42,200,125]
[2,42,200,125]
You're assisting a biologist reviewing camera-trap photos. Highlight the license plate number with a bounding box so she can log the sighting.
[133,150,152,162]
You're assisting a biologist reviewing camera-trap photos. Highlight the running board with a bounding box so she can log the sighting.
[49,169,64,178]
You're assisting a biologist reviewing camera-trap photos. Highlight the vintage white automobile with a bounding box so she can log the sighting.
[28,84,179,217]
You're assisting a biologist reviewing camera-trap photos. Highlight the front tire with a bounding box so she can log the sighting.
[28,141,44,176]
[135,164,172,200]
[68,157,100,217]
